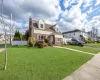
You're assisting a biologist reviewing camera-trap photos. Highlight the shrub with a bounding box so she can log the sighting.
[35,40,47,48]
[27,37,35,47]
[44,39,50,44]
[97,40,100,43]
[13,37,21,41]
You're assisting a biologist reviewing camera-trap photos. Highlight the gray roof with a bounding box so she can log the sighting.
[62,29,85,34]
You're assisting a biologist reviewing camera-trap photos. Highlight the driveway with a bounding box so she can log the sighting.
[84,46,100,50]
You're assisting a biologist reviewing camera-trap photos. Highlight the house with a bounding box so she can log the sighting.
[0,33,13,42]
[0,34,5,41]
[29,18,63,46]
[62,29,89,40]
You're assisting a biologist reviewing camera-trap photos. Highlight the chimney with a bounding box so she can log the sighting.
[29,17,32,37]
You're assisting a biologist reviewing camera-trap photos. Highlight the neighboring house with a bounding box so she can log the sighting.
[29,18,63,46]
[62,29,89,40]
[0,33,13,41]
[0,34,5,41]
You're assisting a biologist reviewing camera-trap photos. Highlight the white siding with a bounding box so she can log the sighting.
[63,32,88,40]
[34,29,52,35]
[55,35,63,38]
[38,19,45,29]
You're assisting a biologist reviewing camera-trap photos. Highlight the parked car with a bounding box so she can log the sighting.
[68,38,84,47]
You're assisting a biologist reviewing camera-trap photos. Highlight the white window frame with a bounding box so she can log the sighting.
[40,24,43,28]
[57,38,61,42]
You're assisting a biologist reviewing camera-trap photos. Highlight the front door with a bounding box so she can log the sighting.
[50,35,54,44]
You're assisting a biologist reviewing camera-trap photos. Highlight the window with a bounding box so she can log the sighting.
[57,28,58,31]
[40,24,43,28]
[74,32,75,35]
[39,35,46,40]
[57,38,61,42]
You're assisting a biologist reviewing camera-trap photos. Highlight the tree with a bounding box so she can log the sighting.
[80,35,85,41]
[14,30,21,40]
[24,30,29,40]
[27,37,35,47]
[20,33,23,41]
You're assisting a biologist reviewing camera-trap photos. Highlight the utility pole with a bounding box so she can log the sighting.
[10,13,12,44]
[1,0,7,70]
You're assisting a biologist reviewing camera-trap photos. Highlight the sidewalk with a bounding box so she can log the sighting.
[63,53,100,80]
[54,46,96,56]
[0,48,4,52]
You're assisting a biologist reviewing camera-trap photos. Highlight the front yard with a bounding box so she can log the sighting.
[0,46,93,80]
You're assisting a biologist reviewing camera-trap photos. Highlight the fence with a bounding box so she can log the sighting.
[11,41,27,46]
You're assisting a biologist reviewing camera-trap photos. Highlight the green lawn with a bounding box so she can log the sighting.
[0,46,93,80]
[65,45,100,54]
[85,43,100,48]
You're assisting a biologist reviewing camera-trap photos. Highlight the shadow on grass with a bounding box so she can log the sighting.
[0,44,12,48]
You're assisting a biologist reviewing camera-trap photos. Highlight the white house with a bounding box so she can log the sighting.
[0,33,14,41]
[62,29,89,40]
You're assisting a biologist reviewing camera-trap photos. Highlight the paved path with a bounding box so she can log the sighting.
[63,52,100,80]
[54,46,96,56]
[84,46,100,50]
[0,48,4,52]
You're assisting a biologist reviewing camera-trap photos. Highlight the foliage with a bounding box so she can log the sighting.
[24,30,29,40]
[44,39,50,44]
[96,40,100,43]
[20,34,23,41]
[35,41,47,48]
[85,40,90,43]
[80,35,85,41]
[13,30,22,40]
[27,37,35,47]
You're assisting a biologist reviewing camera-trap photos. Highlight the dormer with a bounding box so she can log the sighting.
[53,24,59,32]
[38,19,45,29]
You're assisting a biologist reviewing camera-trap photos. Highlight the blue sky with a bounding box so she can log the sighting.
[0,0,100,34]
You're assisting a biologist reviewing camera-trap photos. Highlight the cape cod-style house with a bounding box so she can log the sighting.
[29,18,63,46]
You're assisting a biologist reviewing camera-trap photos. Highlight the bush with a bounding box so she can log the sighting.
[44,39,50,44]
[27,37,35,47]
[97,40,100,43]
[35,40,47,48]
[13,37,21,41]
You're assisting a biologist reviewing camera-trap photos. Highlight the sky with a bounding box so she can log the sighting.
[0,0,100,35]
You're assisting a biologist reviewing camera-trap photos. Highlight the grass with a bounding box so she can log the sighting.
[0,46,93,80]
[65,45,100,54]
[85,43,100,48]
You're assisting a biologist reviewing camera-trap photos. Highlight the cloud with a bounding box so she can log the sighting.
[0,0,62,33]
[0,0,100,35]
[59,0,89,32]
[83,0,93,8]
[1,0,62,21]
[95,0,100,6]
[63,0,78,8]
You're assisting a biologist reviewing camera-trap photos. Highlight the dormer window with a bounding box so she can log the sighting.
[40,24,43,28]
[38,19,45,29]
[57,28,58,31]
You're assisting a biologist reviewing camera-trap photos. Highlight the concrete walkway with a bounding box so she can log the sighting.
[84,46,100,50]
[54,46,96,56]
[63,53,100,80]
[0,48,4,52]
